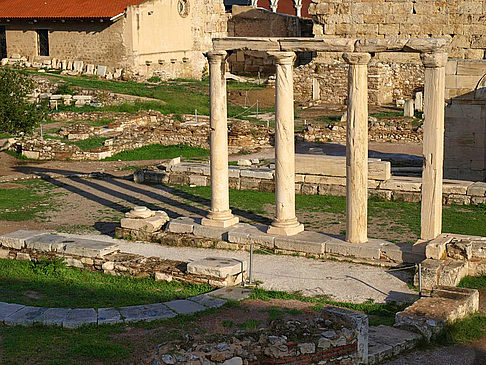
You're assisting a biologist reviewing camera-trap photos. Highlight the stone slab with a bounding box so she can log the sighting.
[368,343,393,365]
[209,287,253,301]
[193,224,231,240]
[167,217,196,234]
[379,177,422,192]
[63,308,97,328]
[25,234,68,252]
[0,302,25,322]
[59,238,119,258]
[188,294,227,308]
[120,303,176,323]
[326,239,381,260]
[98,308,123,324]
[379,241,425,263]
[35,308,71,326]
[467,182,486,197]
[164,299,207,315]
[240,169,274,180]
[0,230,44,249]
[227,224,275,248]
[187,257,246,278]
[4,306,47,326]
[274,231,328,254]
[120,215,166,233]
[368,325,421,357]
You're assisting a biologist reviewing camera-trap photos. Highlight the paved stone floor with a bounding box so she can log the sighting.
[72,234,416,304]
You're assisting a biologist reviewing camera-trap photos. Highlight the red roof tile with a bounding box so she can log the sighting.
[0,0,147,19]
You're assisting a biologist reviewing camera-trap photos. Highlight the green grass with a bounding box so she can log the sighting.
[104,143,209,161]
[458,275,486,290]
[438,313,486,344]
[69,137,108,151]
[0,180,59,221]
[0,132,13,139]
[250,288,406,326]
[0,258,212,308]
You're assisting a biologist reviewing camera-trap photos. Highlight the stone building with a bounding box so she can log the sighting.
[293,0,486,105]
[0,0,228,78]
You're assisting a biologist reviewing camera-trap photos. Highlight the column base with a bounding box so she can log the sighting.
[345,235,368,244]
[267,221,304,236]
[201,212,239,228]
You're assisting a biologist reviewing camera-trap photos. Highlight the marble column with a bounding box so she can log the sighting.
[420,52,447,240]
[343,52,371,244]
[201,51,239,228]
[267,51,304,236]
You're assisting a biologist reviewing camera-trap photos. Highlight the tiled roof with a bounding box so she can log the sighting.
[0,0,147,19]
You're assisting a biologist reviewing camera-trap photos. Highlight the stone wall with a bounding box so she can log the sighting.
[136,161,486,206]
[4,19,128,68]
[444,60,486,182]
[227,6,313,75]
[308,0,486,60]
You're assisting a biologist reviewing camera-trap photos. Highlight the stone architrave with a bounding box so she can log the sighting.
[404,99,415,117]
[342,52,371,244]
[267,51,304,236]
[201,51,239,228]
[420,53,447,241]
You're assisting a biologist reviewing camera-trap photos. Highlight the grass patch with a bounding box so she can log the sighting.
[458,275,486,290]
[105,144,209,161]
[0,132,13,139]
[438,313,486,344]
[0,258,212,308]
[0,180,59,221]
[69,137,108,151]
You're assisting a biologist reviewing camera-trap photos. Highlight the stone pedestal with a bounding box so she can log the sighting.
[343,53,371,244]
[202,51,239,228]
[420,53,447,240]
[404,99,415,117]
[267,51,304,236]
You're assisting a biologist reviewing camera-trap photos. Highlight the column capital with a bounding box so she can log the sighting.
[206,50,227,63]
[342,53,371,65]
[420,52,448,68]
[268,51,296,65]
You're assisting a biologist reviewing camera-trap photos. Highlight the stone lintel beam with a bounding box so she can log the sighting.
[278,38,356,52]
[212,37,450,54]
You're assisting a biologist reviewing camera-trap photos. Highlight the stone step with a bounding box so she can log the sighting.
[367,325,422,364]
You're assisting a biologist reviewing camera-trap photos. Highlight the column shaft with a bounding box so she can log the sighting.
[343,53,371,244]
[267,51,304,236]
[202,51,238,228]
[420,53,447,240]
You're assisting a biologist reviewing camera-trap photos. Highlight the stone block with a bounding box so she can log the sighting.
[443,179,474,195]
[425,235,452,259]
[209,287,253,301]
[4,306,47,326]
[155,272,173,282]
[437,260,468,287]
[167,217,196,234]
[446,194,471,205]
[98,308,123,324]
[25,234,68,252]
[188,293,227,308]
[120,303,176,323]
[392,191,421,203]
[379,177,421,192]
[227,224,275,249]
[301,184,318,195]
[187,257,246,278]
[63,308,97,328]
[228,167,241,178]
[274,231,328,254]
[193,224,232,240]
[73,60,84,72]
[318,184,346,196]
[380,241,424,264]
[415,258,442,289]
[120,215,167,233]
[189,174,207,186]
[96,65,107,77]
[240,177,260,190]
[467,182,486,197]
[60,238,119,258]
[326,239,381,260]
[240,169,273,180]
[36,308,71,326]
[0,230,44,249]
[0,302,25,322]
[164,299,207,315]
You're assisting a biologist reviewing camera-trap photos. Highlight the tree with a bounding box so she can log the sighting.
[0,67,46,135]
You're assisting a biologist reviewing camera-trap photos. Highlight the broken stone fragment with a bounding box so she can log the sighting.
[120,214,168,233]
[125,206,154,219]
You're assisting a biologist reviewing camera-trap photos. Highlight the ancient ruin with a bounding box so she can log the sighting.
[202,37,449,243]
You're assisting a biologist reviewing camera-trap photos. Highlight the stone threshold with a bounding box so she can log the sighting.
[157,217,425,265]
[0,287,252,328]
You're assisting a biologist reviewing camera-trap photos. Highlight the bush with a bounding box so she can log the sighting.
[54,82,76,95]
[0,67,47,134]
